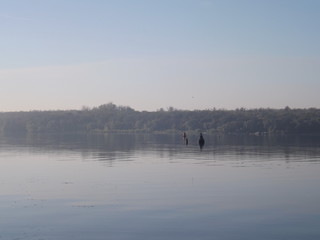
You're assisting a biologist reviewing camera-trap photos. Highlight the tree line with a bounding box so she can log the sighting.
[0,103,320,135]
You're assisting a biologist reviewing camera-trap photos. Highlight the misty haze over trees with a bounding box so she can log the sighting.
[0,103,320,135]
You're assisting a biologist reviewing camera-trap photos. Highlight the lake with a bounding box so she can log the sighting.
[0,133,320,240]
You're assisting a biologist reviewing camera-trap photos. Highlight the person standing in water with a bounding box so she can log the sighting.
[199,133,205,149]
[183,132,187,139]
[183,132,188,146]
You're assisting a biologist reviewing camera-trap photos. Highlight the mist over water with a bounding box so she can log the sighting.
[1,133,320,240]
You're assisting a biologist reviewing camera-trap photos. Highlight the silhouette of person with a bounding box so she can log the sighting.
[199,133,205,149]
[183,132,187,139]
[183,132,189,145]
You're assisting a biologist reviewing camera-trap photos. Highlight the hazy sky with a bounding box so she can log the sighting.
[1,0,320,111]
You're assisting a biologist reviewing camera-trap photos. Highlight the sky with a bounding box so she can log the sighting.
[1,0,320,111]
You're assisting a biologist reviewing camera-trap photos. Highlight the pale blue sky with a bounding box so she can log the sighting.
[1,0,319,111]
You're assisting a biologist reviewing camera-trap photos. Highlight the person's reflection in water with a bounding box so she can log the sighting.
[199,133,205,150]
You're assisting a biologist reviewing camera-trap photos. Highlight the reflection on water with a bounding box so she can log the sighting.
[2,133,320,164]
[0,133,320,240]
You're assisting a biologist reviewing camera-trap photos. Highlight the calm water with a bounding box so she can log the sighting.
[0,133,320,240]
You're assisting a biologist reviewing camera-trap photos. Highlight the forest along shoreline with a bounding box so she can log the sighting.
[0,103,320,135]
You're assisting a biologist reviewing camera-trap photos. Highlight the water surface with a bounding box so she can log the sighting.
[0,133,320,240]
